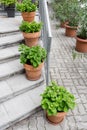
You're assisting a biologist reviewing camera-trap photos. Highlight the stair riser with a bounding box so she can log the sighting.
[0,55,20,64]
[0,69,24,81]
[0,32,21,37]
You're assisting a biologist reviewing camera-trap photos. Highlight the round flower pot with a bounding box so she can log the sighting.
[46,112,67,125]
[22,12,36,22]
[5,4,15,17]
[65,24,77,37]
[23,32,40,47]
[24,62,44,80]
[75,37,87,53]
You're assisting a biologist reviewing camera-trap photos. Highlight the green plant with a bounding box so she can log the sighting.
[19,44,47,68]
[52,0,83,26]
[52,1,68,23]
[41,81,76,116]
[0,0,17,5]
[77,13,87,39]
[67,1,83,27]
[19,21,42,33]
[16,0,37,12]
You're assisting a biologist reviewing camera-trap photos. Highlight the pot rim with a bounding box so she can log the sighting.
[76,36,87,43]
[65,24,77,30]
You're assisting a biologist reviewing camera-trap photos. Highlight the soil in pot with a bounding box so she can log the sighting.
[65,24,77,37]
[75,37,87,53]
[22,12,36,22]
[23,32,40,47]
[24,62,44,80]
[46,112,67,125]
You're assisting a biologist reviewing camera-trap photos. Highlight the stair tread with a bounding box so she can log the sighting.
[0,33,23,47]
[0,59,23,80]
[0,15,39,34]
[0,83,45,129]
[0,45,20,62]
[0,73,44,103]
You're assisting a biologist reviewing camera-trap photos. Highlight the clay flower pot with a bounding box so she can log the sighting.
[65,24,77,37]
[46,112,67,125]
[24,62,44,80]
[75,37,87,53]
[23,32,40,47]
[22,12,36,22]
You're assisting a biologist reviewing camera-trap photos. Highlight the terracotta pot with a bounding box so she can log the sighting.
[22,12,36,22]
[75,37,87,53]
[23,32,40,47]
[60,21,68,28]
[46,112,67,125]
[65,24,77,37]
[24,62,44,80]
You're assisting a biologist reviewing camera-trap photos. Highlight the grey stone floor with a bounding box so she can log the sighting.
[6,7,87,130]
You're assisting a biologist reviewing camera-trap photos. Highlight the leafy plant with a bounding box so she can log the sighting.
[67,1,83,27]
[77,13,87,39]
[41,81,76,116]
[52,1,68,23]
[52,0,83,27]
[19,44,47,68]
[0,0,17,5]
[19,21,42,33]
[16,0,37,12]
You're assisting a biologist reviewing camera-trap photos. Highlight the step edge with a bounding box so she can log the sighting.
[0,79,44,104]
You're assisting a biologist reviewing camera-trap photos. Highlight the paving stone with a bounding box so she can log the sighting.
[36,116,45,130]
[80,94,87,103]
[78,104,87,115]
[28,117,37,130]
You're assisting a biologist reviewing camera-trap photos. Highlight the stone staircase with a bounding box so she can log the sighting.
[0,15,46,130]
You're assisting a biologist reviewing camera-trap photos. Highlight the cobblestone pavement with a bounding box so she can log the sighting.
[6,6,87,130]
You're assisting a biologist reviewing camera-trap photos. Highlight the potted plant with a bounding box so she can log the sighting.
[16,0,37,22]
[0,0,17,17]
[19,44,47,80]
[19,21,42,47]
[41,81,76,125]
[52,1,69,28]
[65,1,82,37]
[75,13,87,52]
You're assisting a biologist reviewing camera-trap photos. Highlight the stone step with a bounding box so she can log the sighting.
[0,45,20,63]
[0,59,24,81]
[0,33,24,49]
[0,83,45,130]
[0,15,39,35]
[0,73,44,104]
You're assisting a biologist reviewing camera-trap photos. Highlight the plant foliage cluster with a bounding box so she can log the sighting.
[19,44,47,68]
[77,13,87,39]
[52,0,84,27]
[16,0,37,12]
[19,21,42,33]
[0,0,17,5]
[41,81,76,116]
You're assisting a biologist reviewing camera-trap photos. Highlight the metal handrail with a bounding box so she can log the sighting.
[39,0,52,85]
